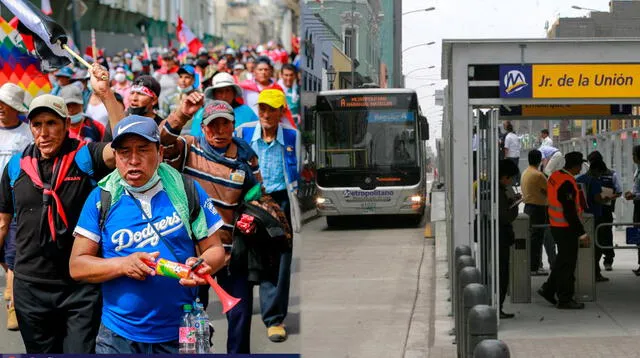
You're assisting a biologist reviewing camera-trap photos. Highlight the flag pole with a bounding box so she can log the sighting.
[62,43,91,67]
[61,43,108,80]
[91,28,97,61]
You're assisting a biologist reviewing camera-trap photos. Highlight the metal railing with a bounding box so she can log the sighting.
[595,222,640,250]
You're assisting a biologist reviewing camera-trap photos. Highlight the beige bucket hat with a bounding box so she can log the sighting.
[0,83,28,113]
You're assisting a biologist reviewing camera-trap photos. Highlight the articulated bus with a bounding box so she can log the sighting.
[313,88,430,227]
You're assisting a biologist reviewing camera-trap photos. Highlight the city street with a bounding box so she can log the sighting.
[0,234,301,354]
[300,215,433,358]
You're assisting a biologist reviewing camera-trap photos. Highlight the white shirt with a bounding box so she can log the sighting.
[86,102,109,128]
[541,136,553,147]
[472,134,478,151]
[538,145,558,159]
[504,132,521,158]
[0,122,32,172]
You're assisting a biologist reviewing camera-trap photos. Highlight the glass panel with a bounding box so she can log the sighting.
[316,110,418,169]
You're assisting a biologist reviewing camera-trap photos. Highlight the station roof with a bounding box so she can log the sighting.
[440,38,640,80]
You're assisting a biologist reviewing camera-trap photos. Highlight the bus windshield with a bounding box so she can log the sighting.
[316,109,418,169]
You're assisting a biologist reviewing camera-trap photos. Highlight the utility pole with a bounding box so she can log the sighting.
[71,0,82,50]
[350,0,356,89]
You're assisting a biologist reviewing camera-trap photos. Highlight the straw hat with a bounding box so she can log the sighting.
[0,83,28,113]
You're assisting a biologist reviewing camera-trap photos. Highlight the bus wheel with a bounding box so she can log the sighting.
[409,214,425,227]
[326,216,341,228]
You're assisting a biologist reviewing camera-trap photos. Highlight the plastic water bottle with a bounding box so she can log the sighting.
[179,304,196,354]
[194,302,210,353]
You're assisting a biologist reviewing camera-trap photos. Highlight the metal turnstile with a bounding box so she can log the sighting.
[510,213,531,303]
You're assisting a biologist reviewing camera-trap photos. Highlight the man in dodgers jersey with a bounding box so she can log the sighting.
[70,115,226,353]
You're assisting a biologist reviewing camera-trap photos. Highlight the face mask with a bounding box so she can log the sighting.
[178,85,194,94]
[128,106,149,116]
[114,73,126,83]
[70,113,84,124]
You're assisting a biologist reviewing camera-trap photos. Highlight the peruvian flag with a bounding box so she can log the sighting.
[176,16,203,56]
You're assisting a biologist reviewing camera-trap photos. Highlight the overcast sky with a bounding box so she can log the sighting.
[401,0,609,149]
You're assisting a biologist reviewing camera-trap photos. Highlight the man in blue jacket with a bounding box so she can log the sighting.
[235,89,301,343]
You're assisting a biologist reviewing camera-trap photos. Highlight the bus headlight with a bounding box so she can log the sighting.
[410,195,422,203]
[316,197,331,205]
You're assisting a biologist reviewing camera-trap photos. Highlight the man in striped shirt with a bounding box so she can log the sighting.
[159,93,263,353]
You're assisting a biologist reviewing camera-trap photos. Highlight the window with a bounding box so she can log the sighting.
[344,28,354,58]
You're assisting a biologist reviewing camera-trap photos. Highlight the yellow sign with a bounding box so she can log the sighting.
[521,104,612,116]
[532,64,640,98]
[552,127,560,136]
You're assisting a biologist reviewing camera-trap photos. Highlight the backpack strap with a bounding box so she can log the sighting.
[181,174,201,225]
[7,154,22,188]
[98,176,201,240]
[98,189,112,232]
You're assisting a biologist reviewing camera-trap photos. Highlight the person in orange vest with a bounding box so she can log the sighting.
[538,152,590,310]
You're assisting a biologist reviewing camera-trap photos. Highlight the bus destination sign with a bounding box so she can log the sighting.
[336,95,397,108]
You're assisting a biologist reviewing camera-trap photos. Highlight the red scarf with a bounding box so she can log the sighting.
[20,141,86,242]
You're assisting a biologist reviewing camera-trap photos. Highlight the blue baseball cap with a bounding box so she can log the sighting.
[178,65,200,86]
[111,115,160,149]
[55,67,74,78]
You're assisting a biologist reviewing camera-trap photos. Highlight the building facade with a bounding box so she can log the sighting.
[379,0,400,88]
[547,0,640,140]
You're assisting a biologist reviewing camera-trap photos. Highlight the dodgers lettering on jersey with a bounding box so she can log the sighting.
[110,211,183,252]
[74,181,223,343]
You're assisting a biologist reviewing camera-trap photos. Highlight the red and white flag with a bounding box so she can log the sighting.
[176,16,203,56]
[41,0,52,15]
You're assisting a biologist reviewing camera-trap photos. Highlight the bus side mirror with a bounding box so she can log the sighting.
[419,116,430,140]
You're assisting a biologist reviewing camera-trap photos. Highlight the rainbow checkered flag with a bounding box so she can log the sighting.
[0,16,52,101]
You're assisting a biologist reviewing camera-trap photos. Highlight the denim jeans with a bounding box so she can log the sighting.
[95,323,178,354]
[261,190,293,328]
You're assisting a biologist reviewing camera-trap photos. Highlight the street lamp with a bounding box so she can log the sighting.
[404,66,436,77]
[327,65,337,90]
[414,83,436,90]
[402,7,436,16]
[571,5,604,11]
[402,41,436,54]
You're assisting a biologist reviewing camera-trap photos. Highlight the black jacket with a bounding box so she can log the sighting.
[499,183,518,247]
[230,201,291,283]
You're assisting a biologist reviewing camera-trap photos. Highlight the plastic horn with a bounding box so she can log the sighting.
[142,258,240,314]
[202,274,241,314]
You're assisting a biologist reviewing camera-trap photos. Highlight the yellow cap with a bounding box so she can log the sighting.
[257,89,286,109]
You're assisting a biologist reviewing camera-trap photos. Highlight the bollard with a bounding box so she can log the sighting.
[462,283,489,358]
[455,245,472,260]
[456,266,481,357]
[452,255,475,337]
[452,246,472,318]
[473,339,510,358]
[467,305,498,358]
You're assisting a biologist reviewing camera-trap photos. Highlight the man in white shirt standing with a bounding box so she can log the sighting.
[503,122,522,185]
[540,128,553,147]
[0,83,32,331]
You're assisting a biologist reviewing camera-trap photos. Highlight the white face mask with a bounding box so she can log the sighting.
[114,73,126,83]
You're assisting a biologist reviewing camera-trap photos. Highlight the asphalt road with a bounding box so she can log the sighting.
[300,215,430,358]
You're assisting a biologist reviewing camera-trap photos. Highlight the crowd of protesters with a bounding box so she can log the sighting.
[0,40,302,354]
